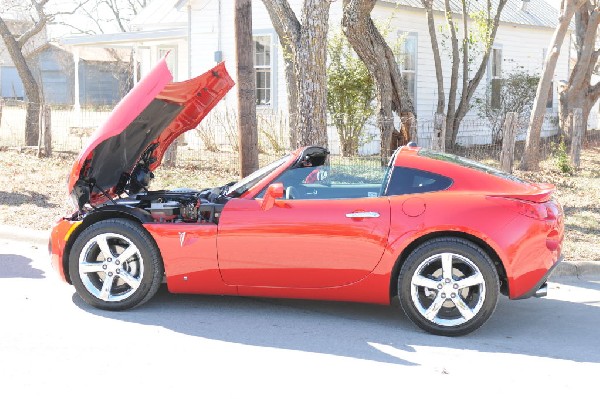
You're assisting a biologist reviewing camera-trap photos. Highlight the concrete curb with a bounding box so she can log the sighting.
[551,261,600,279]
[0,225,50,247]
[0,224,598,277]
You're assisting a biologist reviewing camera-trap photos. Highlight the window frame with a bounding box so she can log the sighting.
[489,47,503,109]
[252,31,278,109]
[396,31,418,105]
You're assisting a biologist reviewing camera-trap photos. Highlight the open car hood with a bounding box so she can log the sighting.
[68,58,235,208]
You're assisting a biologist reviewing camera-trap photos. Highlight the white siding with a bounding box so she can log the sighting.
[183,0,574,152]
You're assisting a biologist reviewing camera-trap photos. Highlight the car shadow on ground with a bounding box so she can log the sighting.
[0,190,56,208]
[0,254,45,279]
[72,279,600,366]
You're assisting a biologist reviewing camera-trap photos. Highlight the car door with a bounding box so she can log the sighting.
[217,196,390,288]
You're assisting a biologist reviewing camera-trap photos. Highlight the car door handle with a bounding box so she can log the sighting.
[345,211,380,218]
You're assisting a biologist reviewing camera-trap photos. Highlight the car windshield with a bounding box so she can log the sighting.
[226,155,291,197]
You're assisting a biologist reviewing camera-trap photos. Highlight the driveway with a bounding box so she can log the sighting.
[1,236,599,398]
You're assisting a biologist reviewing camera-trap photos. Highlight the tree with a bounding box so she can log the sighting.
[235,0,258,177]
[474,66,539,141]
[0,1,50,146]
[59,0,149,34]
[341,0,415,163]
[0,1,93,147]
[262,0,331,148]
[327,29,375,156]
[520,0,588,171]
[422,0,507,149]
[558,1,600,138]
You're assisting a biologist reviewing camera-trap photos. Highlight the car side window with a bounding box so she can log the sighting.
[385,167,452,196]
[260,161,387,200]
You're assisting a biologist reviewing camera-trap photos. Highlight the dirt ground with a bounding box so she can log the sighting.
[0,145,598,260]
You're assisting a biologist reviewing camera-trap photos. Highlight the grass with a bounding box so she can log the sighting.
[0,144,598,261]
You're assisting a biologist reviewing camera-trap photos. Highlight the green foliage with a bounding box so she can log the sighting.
[474,65,539,140]
[327,29,375,156]
[553,138,573,175]
[469,10,494,49]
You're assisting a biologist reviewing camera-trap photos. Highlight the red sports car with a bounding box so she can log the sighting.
[50,60,564,336]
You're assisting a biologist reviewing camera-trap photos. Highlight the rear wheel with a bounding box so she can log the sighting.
[69,219,164,310]
[398,237,499,336]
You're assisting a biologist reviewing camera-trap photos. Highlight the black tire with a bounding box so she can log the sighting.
[398,237,499,336]
[69,218,164,311]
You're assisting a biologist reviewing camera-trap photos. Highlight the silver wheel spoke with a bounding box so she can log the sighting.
[441,253,453,280]
[117,245,138,264]
[412,275,440,290]
[410,251,488,328]
[451,295,475,321]
[80,261,104,274]
[79,231,146,303]
[118,270,140,290]
[456,273,484,289]
[96,236,113,260]
[424,294,446,321]
[99,274,116,300]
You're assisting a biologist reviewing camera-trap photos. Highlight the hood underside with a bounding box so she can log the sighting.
[68,58,235,208]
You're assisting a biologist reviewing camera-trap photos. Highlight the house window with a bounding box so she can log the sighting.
[397,32,417,103]
[490,48,502,109]
[158,46,177,80]
[254,35,272,106]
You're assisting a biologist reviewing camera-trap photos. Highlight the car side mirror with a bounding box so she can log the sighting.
[261,183,284,211]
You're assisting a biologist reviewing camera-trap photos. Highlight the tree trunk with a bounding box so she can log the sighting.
[262,0,331,149]
[422,0,445,115]
[500,112,518,173]
[235,0,259,177]
[443,0,461,150]
[520,0,588,171]
[0,16,43,146]
[342,0,414,164]
[433,113,446,151]
[295,0,330,148]
[570,108,583,168]
[558,2,600,141]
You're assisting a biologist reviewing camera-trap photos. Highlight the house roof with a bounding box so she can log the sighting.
[385,0,560,29]
[59,28,187,47]
[131,0,186,29]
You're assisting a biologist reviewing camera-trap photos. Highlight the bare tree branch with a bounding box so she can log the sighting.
[421,0,444,114]
[261,0,301,52]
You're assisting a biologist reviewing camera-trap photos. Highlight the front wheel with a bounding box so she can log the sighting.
[398,237,500,336]
[69,219,164,311]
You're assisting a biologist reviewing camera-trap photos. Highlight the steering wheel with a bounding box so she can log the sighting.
[285,186,297,200]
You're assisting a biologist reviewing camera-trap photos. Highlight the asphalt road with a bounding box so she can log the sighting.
[1,236,599,398]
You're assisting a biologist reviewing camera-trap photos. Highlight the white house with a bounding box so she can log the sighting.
[60,0,599,153]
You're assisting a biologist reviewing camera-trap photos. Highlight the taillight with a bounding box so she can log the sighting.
[515,200,549,220]
[488,197,559,221]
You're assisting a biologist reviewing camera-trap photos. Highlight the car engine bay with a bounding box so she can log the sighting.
[110,187,230,224]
